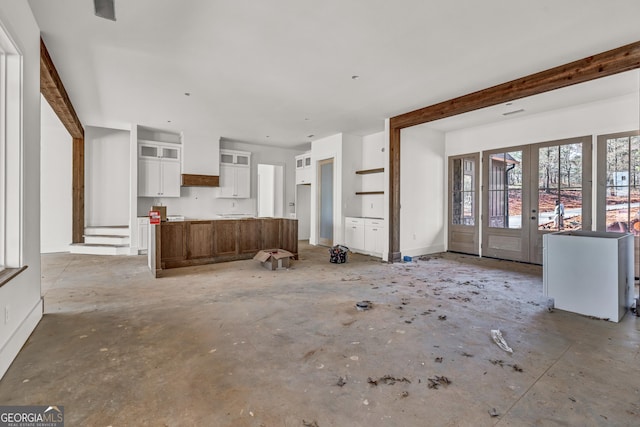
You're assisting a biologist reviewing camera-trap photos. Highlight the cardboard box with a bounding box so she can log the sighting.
[152,206,167,221]
[254,249,294,270]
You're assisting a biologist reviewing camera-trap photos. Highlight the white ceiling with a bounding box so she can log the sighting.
[27,0,640,150]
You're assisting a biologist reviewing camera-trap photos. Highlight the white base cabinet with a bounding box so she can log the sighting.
[543,231,634,322]
[344,217,385,258]
[137,217,150,254]
[344,217,365,250]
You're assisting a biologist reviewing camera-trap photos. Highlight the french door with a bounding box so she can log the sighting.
[482,136,592,264]
[596,130,640,276]
[448,154,480,255]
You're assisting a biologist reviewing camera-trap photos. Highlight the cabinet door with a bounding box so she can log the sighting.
[186,221,214,259]
[214,220,238,255]
[160,222,186,262]
[235,153,250,166]
[235,166,250,198]
[365,219,385,255]
[137,218,149,252]
[161,160,181,197]
[344,218,365,250]
[139,158,162,197]
[161,147,180,160]
[304,155,311,167]
[218,164,235,197]
[139,144,159,159]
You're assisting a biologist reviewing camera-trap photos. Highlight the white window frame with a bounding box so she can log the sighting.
[0,20,23,270]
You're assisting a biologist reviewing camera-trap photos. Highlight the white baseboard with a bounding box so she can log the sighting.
[401,244,445,258]
[0,298,43,380]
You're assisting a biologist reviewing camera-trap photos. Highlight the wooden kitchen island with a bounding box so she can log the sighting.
[148,218,298,277]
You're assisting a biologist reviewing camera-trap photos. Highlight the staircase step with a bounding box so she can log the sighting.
[69,243,130,256]
[84,225,129,237]
[84,235,130,245]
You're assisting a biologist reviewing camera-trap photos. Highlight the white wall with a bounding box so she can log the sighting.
[361,132,386,219]
[85,126,131,226]
[400,126,446,257]
[0,1,43,380]
[141,140,301,220]
[40,96,72,253]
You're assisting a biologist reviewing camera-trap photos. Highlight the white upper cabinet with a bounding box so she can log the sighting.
[295,152,312,185]
[217,149,251,198]
[138,140,181,197]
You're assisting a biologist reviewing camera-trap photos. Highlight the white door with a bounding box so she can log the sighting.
[318,158,334,247]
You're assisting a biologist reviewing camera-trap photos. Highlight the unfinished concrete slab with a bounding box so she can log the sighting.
[1,243,639,426]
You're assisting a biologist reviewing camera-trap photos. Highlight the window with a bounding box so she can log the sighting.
[598,131,640,233]
[0,21,23,272]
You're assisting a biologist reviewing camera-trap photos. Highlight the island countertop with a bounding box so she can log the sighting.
[148,217,298,277]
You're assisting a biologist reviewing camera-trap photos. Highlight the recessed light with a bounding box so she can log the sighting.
[351,75,360,80]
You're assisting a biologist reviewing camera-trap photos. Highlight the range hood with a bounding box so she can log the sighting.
[181,174,219,187]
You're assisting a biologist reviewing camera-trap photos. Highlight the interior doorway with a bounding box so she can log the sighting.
[257,163,284,218]
[317,158,334,247]
[482,136,592,264]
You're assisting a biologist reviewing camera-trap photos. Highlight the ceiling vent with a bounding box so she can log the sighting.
[94,0,116,21]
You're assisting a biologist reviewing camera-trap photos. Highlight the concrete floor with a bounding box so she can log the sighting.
[1,243,639,426]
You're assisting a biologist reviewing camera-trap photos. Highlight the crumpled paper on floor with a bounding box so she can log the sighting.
[491,329,513,353]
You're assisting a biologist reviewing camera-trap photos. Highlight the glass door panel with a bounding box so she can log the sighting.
[482,148,529,262]
[487,151,523,229]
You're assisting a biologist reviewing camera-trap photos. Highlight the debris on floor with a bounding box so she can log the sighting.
[438,315,447,321]
[427,375,451,389]
[355,301,373,311]
[303,420,319,427]
[368,375,411,386]
[490,329,513,353]
[400,391,409,398]
[489,359,524,372]
[434,357,443,363]
[488,408,500,417]
[336,376,347,387]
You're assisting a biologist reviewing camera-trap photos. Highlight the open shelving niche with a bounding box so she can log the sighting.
[355,168,384,195]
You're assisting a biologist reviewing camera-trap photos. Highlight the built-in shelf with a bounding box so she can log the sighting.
[355,168,384,175]
[356,191,384,195]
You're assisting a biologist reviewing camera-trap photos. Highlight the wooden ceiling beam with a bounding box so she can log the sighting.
[40,37,84,138]
[390,40,640,130]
